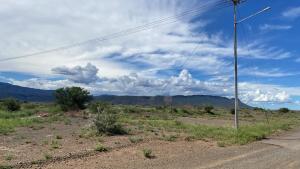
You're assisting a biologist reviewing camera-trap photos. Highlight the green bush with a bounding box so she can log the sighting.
[94,144,109,152]
[204,106,214,114]
[143,148,154,159]
[94,107,125,135]
[1,98,21,112]
[54,87,91,111]
[89,101,110,113]
[278,108,289,113]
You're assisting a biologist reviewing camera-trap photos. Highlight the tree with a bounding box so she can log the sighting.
[54,87,91,111]
[204,105,214,114]
[1,98,21,111]
[278,108,289,113]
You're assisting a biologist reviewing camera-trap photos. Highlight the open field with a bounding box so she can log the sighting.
[0,103,300,168]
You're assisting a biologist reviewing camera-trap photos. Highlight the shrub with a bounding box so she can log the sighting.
[278,108,289,113]
[204,106,214,114]
[1,98,21,111]
[143,148,154,159]
[94,107,125,135]
[129,136,143,143]
[94,144,109,152]
[89,101,110,113]
[44,153,53,160]
[55,135,62,139]
[54,87,92,111]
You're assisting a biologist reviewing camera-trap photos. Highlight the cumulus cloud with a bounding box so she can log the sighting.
[282,6,300,19]
[8,69,300,106]
[52,63,99,84]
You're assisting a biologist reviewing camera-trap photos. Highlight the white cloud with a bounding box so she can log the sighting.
[0,0,297,108]
[7,69,300,106]
[240,67,298,78]
[259,24,292,31]
[52,63,99,84]
[0,0,292,80]
[282,6,300,19]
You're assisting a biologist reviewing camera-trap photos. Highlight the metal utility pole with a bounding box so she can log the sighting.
[231,0,270,129]
[233,0,240,129]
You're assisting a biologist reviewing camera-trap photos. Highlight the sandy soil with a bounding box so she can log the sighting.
[2,117,300,169]
[29,139,300,169]
[0,117,134,166]
[28,128,300,169]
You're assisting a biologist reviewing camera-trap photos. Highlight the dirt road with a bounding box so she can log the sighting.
[31,129,300,169]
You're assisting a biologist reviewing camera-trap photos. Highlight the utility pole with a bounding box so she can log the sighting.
[233,0,240,129]
[231,0,270,129]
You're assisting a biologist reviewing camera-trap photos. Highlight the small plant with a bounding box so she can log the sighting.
[50,140,60,149]
[0,165,13,169]
[129,136,143,143]
[161,134,178,142]
[55,135,62,139]
[44,153,53,160]
[1,98,21,111]
[217,142,226,147]
[42,140,49,145]
[79,127,97,139]
[94,144,109,152]
[184,136,196,142]
[143,148,154,159]
[4,154,13,161]
[89,101,110,114]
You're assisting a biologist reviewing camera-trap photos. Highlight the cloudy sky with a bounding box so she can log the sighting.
[0,0,299,109]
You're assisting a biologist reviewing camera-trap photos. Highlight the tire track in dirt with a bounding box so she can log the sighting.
[196,147,277,169]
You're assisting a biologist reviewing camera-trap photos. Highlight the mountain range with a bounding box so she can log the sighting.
[0,82,251,108]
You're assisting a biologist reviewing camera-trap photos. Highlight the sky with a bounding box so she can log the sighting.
[0,0,299,110]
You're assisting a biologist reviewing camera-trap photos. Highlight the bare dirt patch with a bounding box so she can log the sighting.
[0,117,133,167]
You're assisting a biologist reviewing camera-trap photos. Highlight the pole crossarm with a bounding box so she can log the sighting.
[232,0,241,5]
[237,7,271,24]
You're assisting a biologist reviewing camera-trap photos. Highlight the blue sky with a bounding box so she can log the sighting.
[0,0,299,109]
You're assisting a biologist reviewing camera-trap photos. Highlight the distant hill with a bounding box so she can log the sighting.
[0,82,54,102]
[94,95,251,109]
[0,82,251,108]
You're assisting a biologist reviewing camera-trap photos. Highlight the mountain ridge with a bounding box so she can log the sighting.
[0,82,251,108]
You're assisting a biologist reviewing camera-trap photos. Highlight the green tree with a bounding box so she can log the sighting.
[278,108,289,113]
[54,87,91,111]
[1,98,21,111]
[204,106,214,114]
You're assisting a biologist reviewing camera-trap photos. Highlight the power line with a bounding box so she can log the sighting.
[0,0,231,62]
[147,2,235,96]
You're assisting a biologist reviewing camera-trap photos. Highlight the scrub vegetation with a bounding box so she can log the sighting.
[0,87,300,167]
